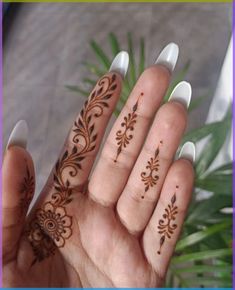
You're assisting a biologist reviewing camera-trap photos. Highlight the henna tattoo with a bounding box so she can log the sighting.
[114,93,143,162]
[157,186,178,255]
[20,164,35,214]
[27,74,118,263]
[140,141,163,199]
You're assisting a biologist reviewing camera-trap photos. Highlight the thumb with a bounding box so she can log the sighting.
[2,120,35,263]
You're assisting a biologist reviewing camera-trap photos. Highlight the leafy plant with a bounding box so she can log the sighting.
[66,33,232,288]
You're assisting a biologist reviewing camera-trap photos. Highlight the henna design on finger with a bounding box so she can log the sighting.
[114,93,143,162]
[157,186,178,255]
[27,74,118,264]
[140,141,163,199]
[19,164,35,214]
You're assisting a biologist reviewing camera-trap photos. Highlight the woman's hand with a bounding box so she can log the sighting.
[3,43,195,287]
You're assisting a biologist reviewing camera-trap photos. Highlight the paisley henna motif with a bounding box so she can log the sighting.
[27,74,118,264]
[114,93,143,162]
[140,141,162,199]
[20,164,35,214]
[157,187,178,254]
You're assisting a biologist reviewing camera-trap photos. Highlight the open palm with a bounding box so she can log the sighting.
[3,44,195,287]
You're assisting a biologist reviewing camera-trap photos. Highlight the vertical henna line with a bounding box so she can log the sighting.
[157,186,178,255]
[19,163,35,215]
[140,141,163,199]
[27,74,118,264]
[114,92,143,162]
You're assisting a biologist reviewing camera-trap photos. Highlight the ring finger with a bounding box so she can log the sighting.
[117,81,191,234]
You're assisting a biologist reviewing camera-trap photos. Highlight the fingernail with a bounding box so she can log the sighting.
[155,42,179,72]
[168,81,192,109]
[6,120,28,150]
[109,51,129,78]
[178,142,195,163]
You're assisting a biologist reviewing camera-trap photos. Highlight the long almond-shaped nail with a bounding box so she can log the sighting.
[178,142,195,163]
[6,120,28,149]
[168,81,192,108]
[109,51,129,78]
[155,42,179,72]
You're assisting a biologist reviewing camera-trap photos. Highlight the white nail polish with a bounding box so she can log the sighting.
[155,42,179,72]
[109,51,129,78]
[178,142,196,163]
[6,120,28,149]
[168,81,192,108]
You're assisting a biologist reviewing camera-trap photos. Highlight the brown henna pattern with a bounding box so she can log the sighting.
[114,93,143,162]
[140,141,163,199]
[20,164,35,214]
[27,74,118,264]
[157,186,178,254]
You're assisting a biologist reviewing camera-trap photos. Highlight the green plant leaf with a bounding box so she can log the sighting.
[196,106,232,176]
[185,277,232,287]
[65,85,89,97]
[90,40,111,70]
[176,221,232,251]
[127,32,136,88]
[164,60,191,102]
[174,264,232,274]
[186,194,232,224]
[196,173,232,194]
[83,78,97,86]
[172,248,232,264]
[83,61,105,77]
[138,37,145,76]
[211,162,233,174]
[181,120,224,145]
[108,32,120,56]
[188,92,210,112]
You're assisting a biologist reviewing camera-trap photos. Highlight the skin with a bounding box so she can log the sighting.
[2,65,194,287]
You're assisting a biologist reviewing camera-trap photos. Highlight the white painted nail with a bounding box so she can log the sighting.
[155,42,179,72]
[109,51,129,78]
[178,142,196,163]
[168,81,192,108]
[6,120,28,150]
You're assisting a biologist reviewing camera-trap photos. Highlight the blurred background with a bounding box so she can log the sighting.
[3,2,232,195]
[3,3,233,287]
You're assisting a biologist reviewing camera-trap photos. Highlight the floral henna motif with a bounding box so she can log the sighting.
[157,186,179,254]
[27,74,118,263]
[140,141,163,199]
[114,93,143,162]
[20,164,35,214]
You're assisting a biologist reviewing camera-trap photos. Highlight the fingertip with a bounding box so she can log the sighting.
[3,146,35,208]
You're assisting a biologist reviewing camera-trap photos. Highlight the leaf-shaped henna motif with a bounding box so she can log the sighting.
[19,164,35,215]
[27,74,118,263]
[157,187,178,254]
[114,92,143,162]
[140,141,163,199]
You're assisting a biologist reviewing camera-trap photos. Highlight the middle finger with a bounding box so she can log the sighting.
[89,43,179,206]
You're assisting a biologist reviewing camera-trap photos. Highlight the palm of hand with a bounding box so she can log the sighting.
[3,55,194,288]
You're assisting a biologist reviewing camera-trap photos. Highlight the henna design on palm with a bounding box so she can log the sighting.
[27,74,118,264]
[114,93,143,162]
[140,141,162,199]
[19,164,35,214]
[157,186,178,255]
